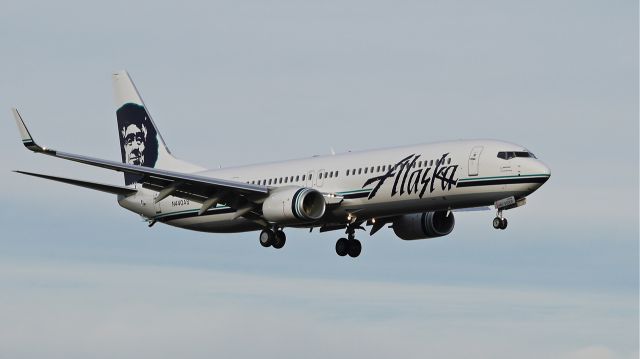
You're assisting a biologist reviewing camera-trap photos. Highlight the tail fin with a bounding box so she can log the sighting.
[112,71,203,185]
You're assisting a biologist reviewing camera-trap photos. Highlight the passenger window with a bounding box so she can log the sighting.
[329,172,333,178]
[358,168,362,175]
[296,175,299,181]
[447,158,451,164]
[303,174,306,181]
[364,168,368,174]
[346,169,350,176]
[284,177,288,183]
[336,171,339,177]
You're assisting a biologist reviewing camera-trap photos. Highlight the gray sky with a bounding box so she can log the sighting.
[0,0,637,358]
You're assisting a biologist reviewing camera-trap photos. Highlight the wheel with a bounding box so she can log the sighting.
[347,239,362,258]
[492,217,502,229]
[259,229,274,247]
[499,218,508,230]
[335,238,349,256]
[273,230,286,249]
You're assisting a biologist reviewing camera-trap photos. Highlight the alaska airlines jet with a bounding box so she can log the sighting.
[12,71,550,258]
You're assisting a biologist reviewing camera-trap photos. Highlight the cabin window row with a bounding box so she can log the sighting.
[344,157,452,176]
[245,170,340,186]
[243,157,452,186]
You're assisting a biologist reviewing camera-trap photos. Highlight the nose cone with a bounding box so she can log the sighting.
[531,160,551,186]
[536,160,551,176]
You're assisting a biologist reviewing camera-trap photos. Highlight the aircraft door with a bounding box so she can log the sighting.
[317,169,325,187]
[468,146,483,176]
[153,193,162,214]
[306,170,315,187]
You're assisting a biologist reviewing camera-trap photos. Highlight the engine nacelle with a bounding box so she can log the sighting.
[262,186,326,223]
[392,211,455,240]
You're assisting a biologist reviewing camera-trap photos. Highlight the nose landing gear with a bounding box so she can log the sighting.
[492,196,526,230]
[492,212,508,230]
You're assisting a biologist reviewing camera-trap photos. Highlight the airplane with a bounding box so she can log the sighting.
[12,71,551,258]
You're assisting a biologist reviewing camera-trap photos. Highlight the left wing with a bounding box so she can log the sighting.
[13,108,269,214]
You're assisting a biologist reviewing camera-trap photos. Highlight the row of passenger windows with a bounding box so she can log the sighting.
[244,157,452,186]
[345,157,451,176]
[497,151,537,160]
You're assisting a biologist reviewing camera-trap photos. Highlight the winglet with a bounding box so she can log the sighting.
[12,108,46,152]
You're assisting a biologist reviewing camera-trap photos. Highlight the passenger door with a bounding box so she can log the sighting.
[468,146,483,176]
[153,193,162,215]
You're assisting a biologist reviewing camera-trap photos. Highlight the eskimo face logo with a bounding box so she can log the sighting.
[122,122,147,165]
[363,153,458,200]
[116,103,158,185]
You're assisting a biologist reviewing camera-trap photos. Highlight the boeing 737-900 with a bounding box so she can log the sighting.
[12,71,551,258]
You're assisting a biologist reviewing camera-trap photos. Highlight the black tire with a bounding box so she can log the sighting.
[493,217,502,229]
[500,218,508,230]
[347,239,362,258]
[273,230,286,249]
[259,229,274,247]
[335,238,349,256]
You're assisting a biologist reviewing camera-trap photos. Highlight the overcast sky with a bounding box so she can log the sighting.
[0,1,637,358]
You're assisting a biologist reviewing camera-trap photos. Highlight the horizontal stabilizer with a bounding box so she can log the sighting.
[14,170,137,196]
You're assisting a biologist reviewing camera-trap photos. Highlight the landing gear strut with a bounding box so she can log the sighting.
[335,224,362,258]
[492,210,508,230]
[259,228,286,249]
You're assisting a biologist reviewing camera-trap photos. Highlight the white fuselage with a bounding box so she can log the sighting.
[118,139,550,233]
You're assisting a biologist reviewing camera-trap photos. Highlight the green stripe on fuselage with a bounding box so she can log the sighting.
[458,174,550,182]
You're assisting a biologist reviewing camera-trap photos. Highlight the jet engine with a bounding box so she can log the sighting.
[392,211,455,240]
[262,186,326,223]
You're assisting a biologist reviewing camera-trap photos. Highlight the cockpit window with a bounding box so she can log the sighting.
[497,151,537,160]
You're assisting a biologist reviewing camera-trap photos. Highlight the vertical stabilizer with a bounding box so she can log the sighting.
[112,71,204,185]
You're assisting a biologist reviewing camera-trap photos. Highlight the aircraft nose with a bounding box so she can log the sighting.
[539,161,551,176]
[533,160,551,184]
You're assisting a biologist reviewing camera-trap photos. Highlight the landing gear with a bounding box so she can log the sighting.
[335,238,349,256]
[492,210,508,230]
[273,230,286,249]
[259,228,286,249]
[335,238,362,257]
[335,224,363,258]
[259,229,274,247]
[347,239,362,257]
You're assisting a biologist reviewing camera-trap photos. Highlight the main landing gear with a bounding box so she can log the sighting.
[492,210,508,230]
[335,225,362,258]
[259,228,286,249]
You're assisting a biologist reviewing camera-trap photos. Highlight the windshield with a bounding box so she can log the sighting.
[497,151,537,160]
